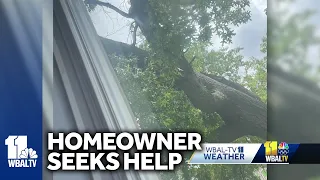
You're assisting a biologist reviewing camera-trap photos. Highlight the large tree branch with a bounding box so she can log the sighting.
[202,73,262,101]
[100,38,148,69]
[177,72,267,142]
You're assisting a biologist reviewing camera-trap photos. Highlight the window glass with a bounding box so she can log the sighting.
[84,0,267,179]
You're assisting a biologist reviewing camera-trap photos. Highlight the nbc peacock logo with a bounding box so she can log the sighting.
[278,142,289,156]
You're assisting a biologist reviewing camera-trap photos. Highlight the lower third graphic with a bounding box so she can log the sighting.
[5,135,38,168]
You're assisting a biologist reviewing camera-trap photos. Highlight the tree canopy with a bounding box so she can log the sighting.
[85,0,267,179]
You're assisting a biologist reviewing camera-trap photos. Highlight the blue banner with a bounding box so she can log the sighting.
[0,0,43,179]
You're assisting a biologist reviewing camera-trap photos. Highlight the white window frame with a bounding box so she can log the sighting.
[51,0,161,180]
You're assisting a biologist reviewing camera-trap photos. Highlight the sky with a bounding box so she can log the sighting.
[90,0,267,60]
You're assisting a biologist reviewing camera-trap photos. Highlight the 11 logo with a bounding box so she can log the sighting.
[5,135,38,168]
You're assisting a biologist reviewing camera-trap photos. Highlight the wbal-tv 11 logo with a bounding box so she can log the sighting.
[264,141,289,163]
[5,135,38,168]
